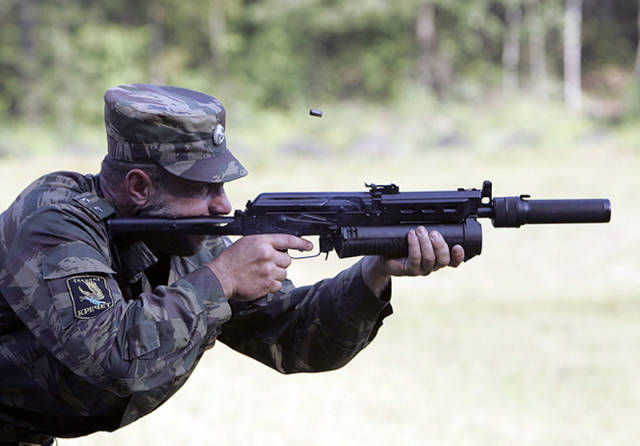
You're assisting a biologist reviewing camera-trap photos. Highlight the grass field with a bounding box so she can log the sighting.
[1,131,638,445]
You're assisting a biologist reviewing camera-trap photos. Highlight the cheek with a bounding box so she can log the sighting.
[165,197,210,217]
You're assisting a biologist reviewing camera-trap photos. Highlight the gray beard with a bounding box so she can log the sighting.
[137,204,206,257]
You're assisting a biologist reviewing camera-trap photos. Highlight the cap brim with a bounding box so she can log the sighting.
[158,146,248,183]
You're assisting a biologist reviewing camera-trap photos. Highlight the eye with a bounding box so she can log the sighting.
[186,183,210,199]
[210,183,224,196]
[197,185,209,198]
[185,182,224,199]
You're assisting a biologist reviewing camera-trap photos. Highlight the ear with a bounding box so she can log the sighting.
[124,169,155,206]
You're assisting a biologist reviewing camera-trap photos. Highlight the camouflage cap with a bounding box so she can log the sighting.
[104,83,248,183]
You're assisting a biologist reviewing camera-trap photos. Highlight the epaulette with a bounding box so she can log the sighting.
[72,192,117,221]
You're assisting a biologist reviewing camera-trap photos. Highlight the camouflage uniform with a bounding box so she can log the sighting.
[0,85,392,440]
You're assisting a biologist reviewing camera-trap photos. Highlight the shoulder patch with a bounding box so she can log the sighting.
[66,275,115,319]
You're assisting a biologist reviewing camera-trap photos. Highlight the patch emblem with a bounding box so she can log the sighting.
[66,275,114,319]
[212,124,225,146]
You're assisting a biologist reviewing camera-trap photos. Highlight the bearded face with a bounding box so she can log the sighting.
[137,204,208,257]
[135,177,231,257]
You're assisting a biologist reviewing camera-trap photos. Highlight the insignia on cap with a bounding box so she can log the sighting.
[213,124,225,146]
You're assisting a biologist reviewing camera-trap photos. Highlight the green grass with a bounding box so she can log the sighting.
[1,101,638,445]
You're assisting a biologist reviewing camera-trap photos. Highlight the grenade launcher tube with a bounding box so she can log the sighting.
[330,220,482,260]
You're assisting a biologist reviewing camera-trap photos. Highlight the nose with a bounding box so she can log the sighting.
[208,186,232,215]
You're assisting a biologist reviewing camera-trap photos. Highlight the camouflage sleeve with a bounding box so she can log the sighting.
[218,258,393,373]
[3,205,231,397]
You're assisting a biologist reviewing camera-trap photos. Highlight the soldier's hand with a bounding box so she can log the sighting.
[384,227,464,276]
[362,226,465,296]
[206,234,313,301]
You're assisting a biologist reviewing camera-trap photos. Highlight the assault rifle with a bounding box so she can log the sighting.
[107,180,611,261]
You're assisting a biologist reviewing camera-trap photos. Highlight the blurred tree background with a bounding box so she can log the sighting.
[2,3,640,444]
[0,0,639,158]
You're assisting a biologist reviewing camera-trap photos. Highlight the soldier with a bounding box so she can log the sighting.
[0,84,464,443]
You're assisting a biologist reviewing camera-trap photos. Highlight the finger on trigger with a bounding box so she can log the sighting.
[272,234,313,252]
